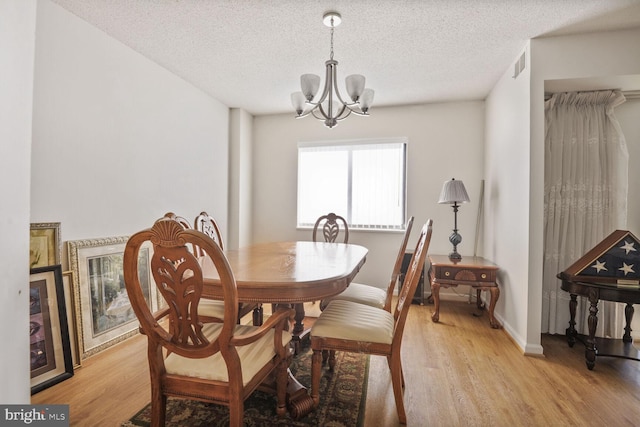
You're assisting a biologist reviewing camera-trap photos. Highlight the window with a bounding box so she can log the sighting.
[297,138,407,230]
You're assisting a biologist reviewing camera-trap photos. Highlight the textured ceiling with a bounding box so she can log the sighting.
[50,0,640,115]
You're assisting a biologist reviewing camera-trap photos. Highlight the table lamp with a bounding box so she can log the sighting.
[438,178,470,260]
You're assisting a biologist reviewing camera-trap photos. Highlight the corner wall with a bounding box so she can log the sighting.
[485,43,538,353]
[0,0,37,403]
[229,109,254,249]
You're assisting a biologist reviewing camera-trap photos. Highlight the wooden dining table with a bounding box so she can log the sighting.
[199,240,368,418]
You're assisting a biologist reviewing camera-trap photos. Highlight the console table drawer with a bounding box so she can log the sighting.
[434,266,496,283]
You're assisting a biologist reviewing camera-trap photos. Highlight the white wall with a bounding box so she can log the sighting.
[0,0,37,403]
[253,102,485,292]
[616,99,640,234]
[229,109,254,249]
[485,44,538,353]
[517,28,640,353]
[32,1,230,252]
[617,99,640,336]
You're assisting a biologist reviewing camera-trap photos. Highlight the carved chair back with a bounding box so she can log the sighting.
[312,212,349,243]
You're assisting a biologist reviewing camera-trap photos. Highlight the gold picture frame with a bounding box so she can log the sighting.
[67,236,156,359]
[30,222,61,268]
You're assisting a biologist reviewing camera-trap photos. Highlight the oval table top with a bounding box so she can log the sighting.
[201,241,368,304]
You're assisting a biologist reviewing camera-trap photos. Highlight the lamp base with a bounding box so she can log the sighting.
[448,230,462,261]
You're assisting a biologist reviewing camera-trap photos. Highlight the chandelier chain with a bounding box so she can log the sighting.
[330,19,334,60]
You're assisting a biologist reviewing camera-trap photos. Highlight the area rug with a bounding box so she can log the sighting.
[121,342,369,427]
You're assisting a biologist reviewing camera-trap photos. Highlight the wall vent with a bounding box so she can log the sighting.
[512,51,526,79]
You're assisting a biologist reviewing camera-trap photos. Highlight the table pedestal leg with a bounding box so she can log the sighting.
[291,303,311,354]
[260,366,315,420]
[273,303,310,355]
[252,304,263,326]
[286,368,315,419]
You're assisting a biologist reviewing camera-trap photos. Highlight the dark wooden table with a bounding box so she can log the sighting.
[428,254,502,328]
[558,272,640,370]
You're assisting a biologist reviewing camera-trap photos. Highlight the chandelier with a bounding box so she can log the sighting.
[291,12,374,128]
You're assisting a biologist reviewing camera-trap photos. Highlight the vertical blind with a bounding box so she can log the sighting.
[297,138,407,230]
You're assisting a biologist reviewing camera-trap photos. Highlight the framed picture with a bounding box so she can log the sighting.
[62,270,82,369]
[67,236,156,359]
[30,265,73,394]
[30,222,61,268]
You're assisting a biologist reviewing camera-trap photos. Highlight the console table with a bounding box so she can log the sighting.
[428,254,501,328]
[558,273,640,370]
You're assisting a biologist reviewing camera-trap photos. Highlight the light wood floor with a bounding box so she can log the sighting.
[32,300,640,426]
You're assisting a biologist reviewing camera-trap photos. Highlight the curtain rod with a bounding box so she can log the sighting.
[544,90,640,101]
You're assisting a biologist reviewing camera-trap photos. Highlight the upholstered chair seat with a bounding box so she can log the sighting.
[311,300,394,344]
[321,284,386,310]
[198,299,256,323]
[165,323,292,385]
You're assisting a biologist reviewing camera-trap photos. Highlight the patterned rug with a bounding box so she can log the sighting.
[121,342,369,426]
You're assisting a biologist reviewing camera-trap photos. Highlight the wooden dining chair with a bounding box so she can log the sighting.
[164,212,257,325]
[193,211,264,326]
[312,212,349,243]
[310,219,433,425]
[193,211,225,253]
[311,212,349,310]
[123,217,294,427]
[320,216,414,312]
[163,211,191,232]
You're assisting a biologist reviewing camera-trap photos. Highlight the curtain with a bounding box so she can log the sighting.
[542,90,628,337]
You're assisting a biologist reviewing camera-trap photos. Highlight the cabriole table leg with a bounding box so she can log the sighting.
[431,282,441,323]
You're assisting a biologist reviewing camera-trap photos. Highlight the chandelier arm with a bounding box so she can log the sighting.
[332,85,353,108]
[310,108,326,121]
[295,105,320,119]
[332,82,369,114]
[334,104,350,120]
[316,103,332,120]
[342,105,369,116]
[335,107,353,121]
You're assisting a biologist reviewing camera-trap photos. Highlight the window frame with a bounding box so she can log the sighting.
[297,137,408,231]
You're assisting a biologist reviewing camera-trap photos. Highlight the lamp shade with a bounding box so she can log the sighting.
[359,89,375,112]
[346,74,366,102]
[291,92,306,115]
[438,178,470,204]
[301,74,321,101]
